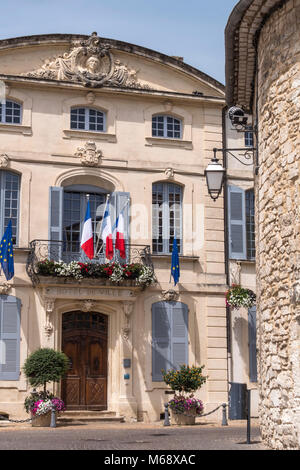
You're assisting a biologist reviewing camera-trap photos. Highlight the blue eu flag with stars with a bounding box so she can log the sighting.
[171,234,180,286]
[0,220,14,281]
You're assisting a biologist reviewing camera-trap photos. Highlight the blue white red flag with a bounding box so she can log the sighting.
[115,209,126,259]
[100,199,114,260]
[80,199,94,259]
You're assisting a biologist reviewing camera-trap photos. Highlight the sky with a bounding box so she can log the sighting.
[0,0,238,84]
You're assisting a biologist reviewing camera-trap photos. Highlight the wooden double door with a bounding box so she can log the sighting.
[61,311,108,410]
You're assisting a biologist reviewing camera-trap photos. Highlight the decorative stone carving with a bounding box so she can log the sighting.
[81,299,95,312]
[0,154,9,168]
[43,298,55,337]
[161,289,179,302]
[229,261,241,285]
[0,282,11,295]
[75,141,102,166]
[86,91,96,104]
[164,168,174,179]
[24,32,149,90]
[122,301,134,341]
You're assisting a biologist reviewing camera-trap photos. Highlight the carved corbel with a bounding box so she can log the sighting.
[0,154,9,168]
[43,298,55,337]
[81,299,95,312]
[122,301,134,341]
[161,289,179,302]
[0,283,11,295]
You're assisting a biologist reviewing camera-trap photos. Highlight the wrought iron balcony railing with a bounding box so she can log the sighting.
[26,239,153,285]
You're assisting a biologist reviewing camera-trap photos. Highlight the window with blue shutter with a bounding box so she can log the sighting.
[49,187,130,262]
[248,306,257,382]
[0,171,20,246]
[152,301,188,381]
[0,295,21,381]
[228,185,255,261]
[152,183,182,255]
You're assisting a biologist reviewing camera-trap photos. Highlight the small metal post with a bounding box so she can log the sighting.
[50,403,56,428]
[246,389,251,444]
[163,403,170,426]
[221,403,228,426]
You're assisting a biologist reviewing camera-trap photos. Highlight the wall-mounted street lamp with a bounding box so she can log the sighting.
[205,106,258,201]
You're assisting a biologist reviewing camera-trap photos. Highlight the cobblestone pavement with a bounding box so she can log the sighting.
[0,419,269,451]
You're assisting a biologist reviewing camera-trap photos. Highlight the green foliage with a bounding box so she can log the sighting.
[23,348,69,390]
[162,364,207,394]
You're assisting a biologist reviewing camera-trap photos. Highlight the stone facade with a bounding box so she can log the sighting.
[256,1,300,450]
[0,33,228,422]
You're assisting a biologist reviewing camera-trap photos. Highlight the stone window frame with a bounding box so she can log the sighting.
[144,103,192,149]
[0,88,32,136]
[62,96,116,142]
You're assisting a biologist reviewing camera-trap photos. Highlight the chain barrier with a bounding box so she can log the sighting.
[164,402,228,426]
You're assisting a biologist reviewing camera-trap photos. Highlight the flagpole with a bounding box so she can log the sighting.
[95,193,109,256]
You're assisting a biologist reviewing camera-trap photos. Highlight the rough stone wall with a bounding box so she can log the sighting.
[256,0,300,450]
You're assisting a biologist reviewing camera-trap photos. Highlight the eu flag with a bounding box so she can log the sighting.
[171,235,180,286]
[0,220,14,281]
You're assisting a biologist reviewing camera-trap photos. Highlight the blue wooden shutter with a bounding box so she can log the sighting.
[171,302,188,369]
[228,185,246,260]
[49,187,63,260]
[0,295,21,380]
[152,302,171,381]
[248,306,257,382]
[152,301,188,381]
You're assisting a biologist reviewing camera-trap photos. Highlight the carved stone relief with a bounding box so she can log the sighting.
[161,289,179,302]
[43,297,55,337]
[81,299,95,312]
[164,168,174,179]
[75,141,102,167]
[0,282,11,295]
[24,32,150,90]
[122,301,134,341]
[0,154,9,168]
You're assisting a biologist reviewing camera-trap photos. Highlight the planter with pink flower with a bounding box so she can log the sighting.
[162,364,207,425]
[23,348,69,427]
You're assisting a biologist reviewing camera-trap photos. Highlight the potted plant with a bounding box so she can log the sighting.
[23,348,69,427]
[162,364,207,425]
[225,284,256,309]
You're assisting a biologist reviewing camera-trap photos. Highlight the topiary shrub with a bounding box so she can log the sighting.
[23,348,69,394]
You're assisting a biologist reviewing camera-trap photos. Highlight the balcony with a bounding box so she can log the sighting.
[26,239,153,286]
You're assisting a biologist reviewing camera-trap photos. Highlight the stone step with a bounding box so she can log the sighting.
[57,410,125,423]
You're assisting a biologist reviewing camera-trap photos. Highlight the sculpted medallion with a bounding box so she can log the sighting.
[24,32,149,89]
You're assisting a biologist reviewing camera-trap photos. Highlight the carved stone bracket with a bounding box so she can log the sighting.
[43,297,55,337]
[161,289,179,302]
[122,301,135,342]
[0,154,9,168]
[75,141,102,167]
[0,282,11,295]
[81,299,95,312]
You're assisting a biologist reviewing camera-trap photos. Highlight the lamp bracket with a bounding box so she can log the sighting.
[213,147,256,167]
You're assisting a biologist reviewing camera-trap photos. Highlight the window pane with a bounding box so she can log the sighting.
[5,101,21,124]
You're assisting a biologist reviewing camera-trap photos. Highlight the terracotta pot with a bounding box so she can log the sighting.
[31,412,52,427]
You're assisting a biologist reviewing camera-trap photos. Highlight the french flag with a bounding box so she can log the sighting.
[81,199,94,260]
[101,200,114,260]
[115,209,126,259]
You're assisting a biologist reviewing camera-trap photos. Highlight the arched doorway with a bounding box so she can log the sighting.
[61,311,108,410]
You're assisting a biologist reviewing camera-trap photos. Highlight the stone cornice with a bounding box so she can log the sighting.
[225,0,288,112]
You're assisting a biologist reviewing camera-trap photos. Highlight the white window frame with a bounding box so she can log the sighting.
[152,114,182,139]
[70,107,106,132]
[0,100,22,125]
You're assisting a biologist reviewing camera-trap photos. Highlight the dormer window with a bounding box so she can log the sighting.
[0,100,22,124]
[70,107,105,132]
[152,115,182,139]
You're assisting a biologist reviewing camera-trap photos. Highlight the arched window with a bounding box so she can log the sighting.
[152,115,182,139]
[70,107,105,132]
[152,182,182,254]
[0,171,20,245]
[0,100,22,124]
